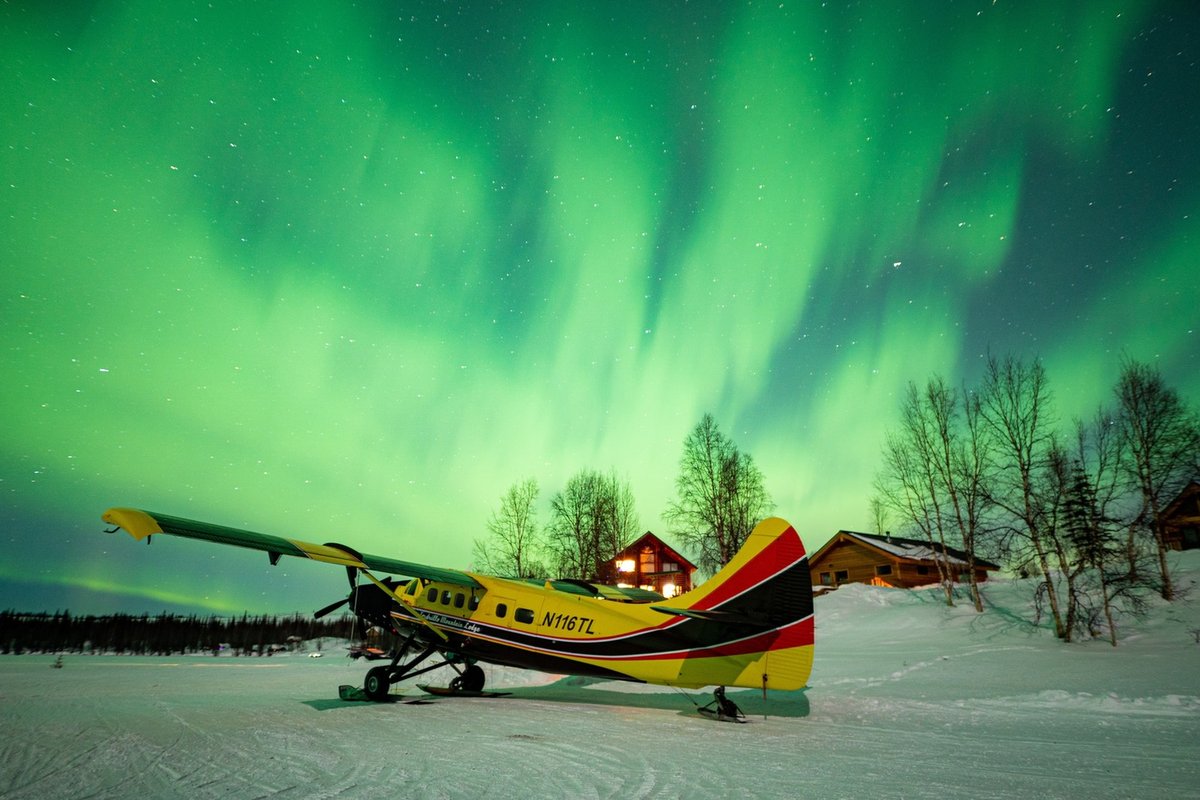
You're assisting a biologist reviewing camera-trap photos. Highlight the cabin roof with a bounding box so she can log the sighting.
[618,531,697,572]
[812,530,1000,571]
[1162,480,1200,519]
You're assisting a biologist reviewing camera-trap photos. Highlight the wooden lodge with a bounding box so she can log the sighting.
[1161,480,1200,551]
[809,530,999,590]
[598,532,696,599]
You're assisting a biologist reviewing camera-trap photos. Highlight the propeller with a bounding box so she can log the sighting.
[313,564,360,619]
[314,596,351,619]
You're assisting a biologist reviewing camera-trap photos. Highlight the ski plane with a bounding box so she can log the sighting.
[101,508,814,715]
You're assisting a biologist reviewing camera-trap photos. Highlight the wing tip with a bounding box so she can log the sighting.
[101,507,162,541]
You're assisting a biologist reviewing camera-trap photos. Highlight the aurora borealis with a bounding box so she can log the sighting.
[2,1,1197,615]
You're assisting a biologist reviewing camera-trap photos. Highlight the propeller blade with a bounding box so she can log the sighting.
[314,596,350,619]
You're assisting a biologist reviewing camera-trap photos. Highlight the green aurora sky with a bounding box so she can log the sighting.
[2,1,1197,615]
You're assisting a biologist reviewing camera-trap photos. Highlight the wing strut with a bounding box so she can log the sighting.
[356,568,448,642]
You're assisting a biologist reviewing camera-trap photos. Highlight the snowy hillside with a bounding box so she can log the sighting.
[3,553,1198,799]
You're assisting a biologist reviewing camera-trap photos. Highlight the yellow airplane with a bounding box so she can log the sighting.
[102,508,814,718]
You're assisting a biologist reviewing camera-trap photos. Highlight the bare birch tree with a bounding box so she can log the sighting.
[875,383,957,606]
[874,377,992,609]
[547,469,639,580]
[978,354,1068,638]
[1114,358,1200,600]
[471,478,545,578]
[665,414,773,575]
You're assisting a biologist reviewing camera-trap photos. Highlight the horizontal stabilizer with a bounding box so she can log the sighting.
[649,605,772,628]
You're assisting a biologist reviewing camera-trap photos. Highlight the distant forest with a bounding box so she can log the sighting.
[0,610,360,656]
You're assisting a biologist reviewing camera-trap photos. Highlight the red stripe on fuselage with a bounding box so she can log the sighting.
[595,614,815,663]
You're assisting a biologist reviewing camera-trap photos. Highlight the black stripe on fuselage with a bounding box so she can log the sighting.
[397,555,812,663]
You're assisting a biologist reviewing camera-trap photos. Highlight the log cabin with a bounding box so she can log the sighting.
[809,530,999,590]
[1161,480,1200,551]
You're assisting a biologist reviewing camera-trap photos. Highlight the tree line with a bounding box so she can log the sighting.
[873,354,1199,644]
[0,610,358,656]
[471,413,774,581]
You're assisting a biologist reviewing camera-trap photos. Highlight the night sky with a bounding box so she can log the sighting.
[2,1,1197,616]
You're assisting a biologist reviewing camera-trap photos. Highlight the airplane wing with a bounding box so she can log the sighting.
[101,507,481,588]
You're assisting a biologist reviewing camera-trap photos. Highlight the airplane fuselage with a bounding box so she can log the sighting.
[393,523,815,691]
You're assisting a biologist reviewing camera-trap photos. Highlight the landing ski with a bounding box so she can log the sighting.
[338,684,434,704]
[417,684,511,698]
[697,706,749,723]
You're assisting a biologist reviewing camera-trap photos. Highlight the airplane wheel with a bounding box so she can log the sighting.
[457,664,485,693]
[364,666,391,701]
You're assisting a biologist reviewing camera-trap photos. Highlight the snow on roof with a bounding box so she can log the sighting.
[841,531,974,569]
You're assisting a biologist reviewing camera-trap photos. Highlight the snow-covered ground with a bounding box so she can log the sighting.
[3,553,1199,799]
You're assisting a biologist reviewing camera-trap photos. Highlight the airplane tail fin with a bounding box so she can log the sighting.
[653,517,814,691]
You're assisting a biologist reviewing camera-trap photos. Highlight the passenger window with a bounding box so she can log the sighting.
[468,594,480,611]
[441,590,452,605]
[515,608,534,625]
[496,603,508,619]
[427,587,438,603]
[454,593,465,609]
